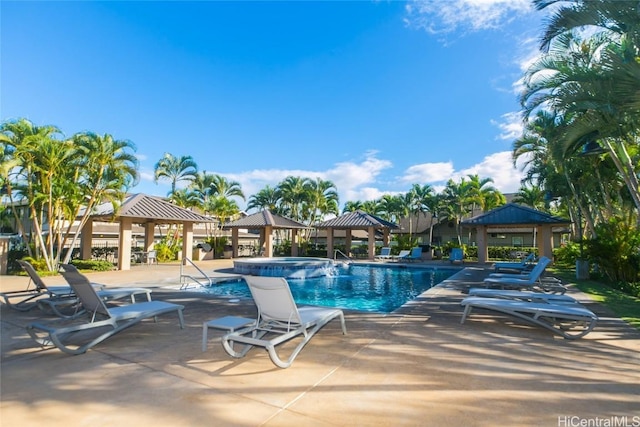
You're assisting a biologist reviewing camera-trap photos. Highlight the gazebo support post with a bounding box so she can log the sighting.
[476,225,488,264]
[182,222,193,262]
[265,225,274,257]
[291,229,299,256]
[144,223,155,253]
[119,217,133,271]
[232,228,239,258]
[536,224,554,261]
[345,231,352,258]
[326,228,334,259]
[368,226,375,260]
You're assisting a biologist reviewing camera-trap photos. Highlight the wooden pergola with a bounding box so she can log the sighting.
[460,203,571,264]
[81,193,214,270]
[315,210,398,261]
[224,210,307,258]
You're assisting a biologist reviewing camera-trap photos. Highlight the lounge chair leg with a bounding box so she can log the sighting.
[460,305,472,324]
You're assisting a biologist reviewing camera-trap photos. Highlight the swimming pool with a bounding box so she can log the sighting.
[200,264,458,313]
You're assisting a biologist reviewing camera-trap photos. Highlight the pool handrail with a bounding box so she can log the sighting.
[334,249,352,263]
[180,258,213,289]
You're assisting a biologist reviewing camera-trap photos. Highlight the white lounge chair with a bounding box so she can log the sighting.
[483,257,567,294]
[375,247,393,261]
[221,276,347,368]
[460,296,598,339]
[59,263,152,304]
[493,253,536,272]
[395,250,410,261]
[488,257,553,280]
[26,264,184,355]
[46,264,153,317]
[1,260,104,312]
[467,288,577,304]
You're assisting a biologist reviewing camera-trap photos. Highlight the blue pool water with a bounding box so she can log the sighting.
[201,264,457,313]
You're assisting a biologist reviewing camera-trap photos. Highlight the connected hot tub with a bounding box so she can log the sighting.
[233,257,343,279]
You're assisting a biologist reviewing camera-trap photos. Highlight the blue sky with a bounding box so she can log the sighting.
[2,0,544,211]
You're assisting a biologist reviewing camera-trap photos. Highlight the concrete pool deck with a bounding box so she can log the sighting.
[1,259,639,426]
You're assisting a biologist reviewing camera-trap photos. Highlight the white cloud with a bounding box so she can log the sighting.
[491,111,524,141]
[400,151,526,195]
[139,169,154,183]
[401,162,456,184]
[224,151,393,210]
[405,0,532,34]
[456,151,524,193]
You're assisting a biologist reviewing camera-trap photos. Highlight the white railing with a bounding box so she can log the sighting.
[180,257,213,290]
[333,249,352,263]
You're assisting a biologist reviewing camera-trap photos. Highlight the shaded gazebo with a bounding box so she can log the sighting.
[315,210,398,260]
[460,203,571,264]
[82,193,214,270]
[224,210,307,258]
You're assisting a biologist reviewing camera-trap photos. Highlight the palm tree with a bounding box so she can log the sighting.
[466,174,505,212]
[441,178,476,245]
[277,176,311,223]
[1,118,69,268]
[209,174,245,201]
[154,153,198,198]
[171,188,201,209]
[306,177,339,225]
[1,119,63,260]
[361,200,381,215]
[513,184,546,210]
[376,194,403,224]
[61,132,139,264]
[247,185,280,213]
[207,196,240,246]
[525,0,640,218]
[342,200,363,213]
[189,171,216,205]
[407,184,434,238]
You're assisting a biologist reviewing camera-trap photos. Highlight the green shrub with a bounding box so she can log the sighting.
[394,235,419,251]
[70,259,115,271]
[202,236,228,258]
[154,242,176,262]
[553,242,581,267]
[275,239,291,256]
[22,256,48,271]
[585,218,640,283]
[487,246,537,260]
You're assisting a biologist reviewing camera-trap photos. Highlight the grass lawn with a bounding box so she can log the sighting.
[552,268,640,331]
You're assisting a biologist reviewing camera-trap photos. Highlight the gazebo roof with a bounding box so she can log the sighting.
[89,193,214,224]
[461,203,570,226]
[315,210,398,229]
[224,210,307,229]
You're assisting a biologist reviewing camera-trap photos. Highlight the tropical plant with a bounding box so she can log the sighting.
[585,217,640,283]
[342,200,363,213]
[512,184,547,210]
[247,185,281,213]
[154,153,198,198]
[523,0,640,223]
[306,177,339,225]
[1,119,139,270]
[277,176,310,223]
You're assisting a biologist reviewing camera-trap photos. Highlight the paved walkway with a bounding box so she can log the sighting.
[1,259,639,426]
